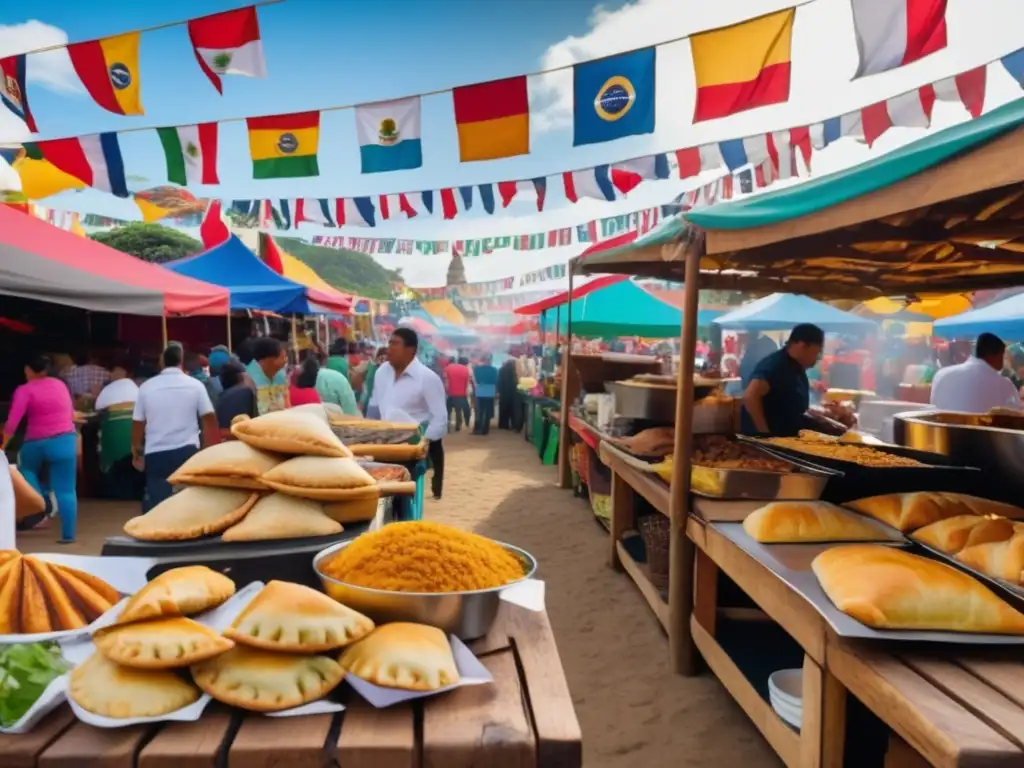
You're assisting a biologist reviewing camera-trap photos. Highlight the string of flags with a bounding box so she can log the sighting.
[5,45,1019,224]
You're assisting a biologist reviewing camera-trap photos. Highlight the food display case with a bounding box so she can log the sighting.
[894,409,1024,503]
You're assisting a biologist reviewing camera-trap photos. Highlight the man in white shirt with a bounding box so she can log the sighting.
[94,362,140,411]
[132,346,219,512]
[368,328,448,499]
[930,332,1022,413]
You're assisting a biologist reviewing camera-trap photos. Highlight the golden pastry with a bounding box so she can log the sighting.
[260,456,377,501]
[339,622,460,691]
[95,616,234,669]
[231,410,352,458]
[225,580,373,652]
[24,557,86,630]
[957,533,1024,584]
[844,492,1012,532]
[190,645,344,712]
[168,441,281,490]
[220,494,342,542]
[19,562,52,634]
[812,544,1024,633]
[117,566,235,625]
[123,487,258,541]
[912,515,1016,555]
[743,501,891,543]
[70,651,201,718]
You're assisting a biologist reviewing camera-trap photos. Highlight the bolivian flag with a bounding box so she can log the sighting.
[67,32,143,116]
[690,9,794,123]
[246,111,320,179]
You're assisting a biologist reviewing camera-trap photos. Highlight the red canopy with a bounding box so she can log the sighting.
[514,232,639,316]
[0,206,229,316]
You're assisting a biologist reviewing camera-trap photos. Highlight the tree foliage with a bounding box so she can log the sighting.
[275,237,402,300]
[91,222,204,263]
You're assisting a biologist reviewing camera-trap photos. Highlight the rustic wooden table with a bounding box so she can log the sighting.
[0,603,581,768]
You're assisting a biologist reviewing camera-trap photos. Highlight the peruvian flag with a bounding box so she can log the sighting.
[188,6,267,93]
[199,199,230,248]
[377,193,418,220]
[851,0,947,78]
[497,178,547,210]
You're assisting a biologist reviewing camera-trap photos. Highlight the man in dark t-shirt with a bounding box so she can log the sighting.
[214,361,257,440]
[741,323,824,437]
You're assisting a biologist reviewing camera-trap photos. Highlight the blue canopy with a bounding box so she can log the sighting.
[410,307,479,345]
[933,294,1024,340]
[556,279,683,337]
[167,236,316,313]
[713,293,878,333]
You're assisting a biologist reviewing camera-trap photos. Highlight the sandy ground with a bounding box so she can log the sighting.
[19,428,779,767]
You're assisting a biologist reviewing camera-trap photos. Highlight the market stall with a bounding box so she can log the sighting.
[576,96,1024,766]
[0,405,581,765]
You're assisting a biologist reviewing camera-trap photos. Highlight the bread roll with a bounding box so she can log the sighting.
[956,533,1024,584]
[912,515,1016,555]
[845,493,1023,532]
[812,544,1024,633]
[743,502,891,543]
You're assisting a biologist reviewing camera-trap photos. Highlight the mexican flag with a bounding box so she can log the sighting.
[188,6,266,93]
[157,123,218,186]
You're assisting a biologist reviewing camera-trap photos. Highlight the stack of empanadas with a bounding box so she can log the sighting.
[260,456,381,524]
[0,552,120,634]
[221,494,343,541]
[123,487,259,541]
[71,566,238,719]
[191,581,370,711]
[339,622,461,691]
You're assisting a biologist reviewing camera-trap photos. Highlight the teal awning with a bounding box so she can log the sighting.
[559,279,682,337]
[685,97,1024,232]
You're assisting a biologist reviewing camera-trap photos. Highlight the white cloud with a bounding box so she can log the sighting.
[0,20,80,141]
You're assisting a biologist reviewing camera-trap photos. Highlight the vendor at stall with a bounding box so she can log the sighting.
[741,323,824,437]
[929,332,1021,412]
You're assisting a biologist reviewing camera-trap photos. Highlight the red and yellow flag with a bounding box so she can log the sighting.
[690,9,794,123]
[67,32,143,116]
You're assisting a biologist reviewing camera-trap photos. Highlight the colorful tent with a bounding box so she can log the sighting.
[933,293,1024,339]
[421,299,465,325]
[515,275,626,315]
[167,236,350,314]
[713,294,877,333]
[277,249,354,313]
[557,279,683,337]
[0,204,229,316]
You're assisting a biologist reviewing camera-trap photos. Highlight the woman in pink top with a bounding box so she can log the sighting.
[3,355,78,543]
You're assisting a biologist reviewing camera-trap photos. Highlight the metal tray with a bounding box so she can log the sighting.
[690,446,841,501]
[713,522,1024,644]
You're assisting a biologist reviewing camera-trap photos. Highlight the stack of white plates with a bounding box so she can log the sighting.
[768,669,803,730]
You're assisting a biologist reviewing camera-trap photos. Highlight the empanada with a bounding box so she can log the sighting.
[0,551,18,569]
[123,487,258,541]
[70,651,201,718]
[168,441,281,490]
[0,559,22,633]
[50,564,118,621]
[190,645,344,712]
[221,494,342,542]
[322,495,380,525]
[260,456,377,501]
[743,501,891,543]
[25,557,86,630]
[339,623,460,691]
[95,616,234,668]
[957,533,1024,583]
[50,563,120,605]
[231,410,352,458]
[117,565,235,625]
[19,562,52,634]
[225,580,373,652]
[912,515,1016,555]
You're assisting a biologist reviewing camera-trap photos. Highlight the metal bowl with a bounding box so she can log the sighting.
[312,539,538,640]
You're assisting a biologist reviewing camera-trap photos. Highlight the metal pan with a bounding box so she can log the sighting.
[713,522,1024,644]
[690,444,841,501]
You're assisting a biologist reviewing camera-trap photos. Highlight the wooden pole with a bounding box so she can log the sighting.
[291,315,299,362]
[161,316,168,349]
[557,260,575,489]
[668,240,701,676]
[226,313,233,353]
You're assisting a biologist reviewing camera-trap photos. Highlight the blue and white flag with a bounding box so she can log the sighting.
[356,96,422,173]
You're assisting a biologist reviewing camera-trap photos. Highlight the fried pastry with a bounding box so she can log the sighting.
[912,515,1016,555]
[50,562,120,606]
[49,565,117,621]
[123,487,258,541]
[957,533,1024,584]
[846,493,1023,533]
[260,456,376,501]
[24,557,86,630]
[117,566,235,625]
[190,645,344,712]
[231,410,352,458]
[168,441,281,490]
[19,562,52,634]
[225,580,373,652]
[220,494,342,542]
[339,622,460,691]
[95,616,234,669]
[743,501,891,543]
[70,651,201,718]
[0,559,22,633]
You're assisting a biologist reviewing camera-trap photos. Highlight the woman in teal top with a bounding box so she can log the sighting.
[472,355,499,435]
[325,339,349,378]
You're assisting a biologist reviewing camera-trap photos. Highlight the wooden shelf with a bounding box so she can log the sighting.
[601,447,670,517]
[691,616,802,767]
[616,540,669,631]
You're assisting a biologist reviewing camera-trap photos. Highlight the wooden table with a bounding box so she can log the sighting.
[0,603,581,768]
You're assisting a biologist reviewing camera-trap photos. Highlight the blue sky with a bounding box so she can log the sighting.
[2,0,1024,286]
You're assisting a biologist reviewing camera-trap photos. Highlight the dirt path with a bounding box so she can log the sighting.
[20,428,779,767]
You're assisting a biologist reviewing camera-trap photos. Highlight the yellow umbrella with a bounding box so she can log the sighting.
[862,294,971,319]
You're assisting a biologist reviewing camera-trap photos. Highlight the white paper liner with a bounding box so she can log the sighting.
[0,672,69,734]
[500,578,545,612]
[0,554,149,645]
[344,635,492,708]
